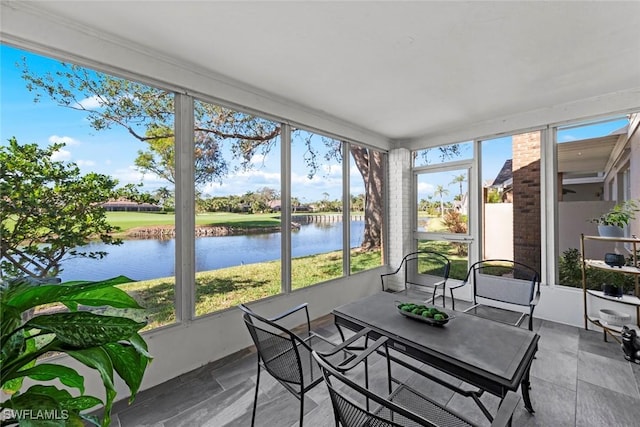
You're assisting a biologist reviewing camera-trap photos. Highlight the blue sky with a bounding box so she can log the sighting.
[1,45,354,202]
[1,44,628,204]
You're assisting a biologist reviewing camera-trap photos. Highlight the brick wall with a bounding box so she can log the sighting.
[387,148,413,290]
[512,131,542,275]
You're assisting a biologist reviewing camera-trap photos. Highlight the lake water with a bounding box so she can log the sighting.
[58,221,365,282]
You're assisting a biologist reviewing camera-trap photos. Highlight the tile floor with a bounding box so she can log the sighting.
[107,304,640,427]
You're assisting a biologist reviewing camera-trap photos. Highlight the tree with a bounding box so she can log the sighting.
[434,185,449,217]
[20,61,389,249]
[0,138,121,280]
[350,146,384,249]
[450,174,466,198]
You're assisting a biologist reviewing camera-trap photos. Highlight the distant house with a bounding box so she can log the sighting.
[268,200,312,212]
[486,159,513,203]
[102,199,162,212]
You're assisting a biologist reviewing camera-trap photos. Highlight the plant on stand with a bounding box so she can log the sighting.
[590,199,639,237]
[1,275,151,426]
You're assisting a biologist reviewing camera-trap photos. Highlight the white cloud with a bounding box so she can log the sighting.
[51,148,72,161]
[111,165,165,187]
[76,159,96,167]
[417,181,435,197]
[74,96,103,109]
[49,135,80,146]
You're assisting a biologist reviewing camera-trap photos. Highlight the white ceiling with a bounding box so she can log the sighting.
[3,1,640,142]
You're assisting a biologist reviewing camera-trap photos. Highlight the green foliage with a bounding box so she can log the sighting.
[558,248,635,292]
[0,138,121,280]
[589,199,639,227]
[1,276,151,427]
[441,211,468,256]
[485,188,503,203]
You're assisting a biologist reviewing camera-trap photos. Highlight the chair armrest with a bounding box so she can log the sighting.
[431,279,446,289]
[448,281,467,291]
[490,391,521,427]
[530,290,541,306]
[334,336,389,372]
[315,327,373,357]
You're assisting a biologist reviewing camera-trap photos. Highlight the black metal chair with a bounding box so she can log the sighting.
[381,251,451,307]
[238,303,364,427]
[312,337,521,427]
[450,259,541,331]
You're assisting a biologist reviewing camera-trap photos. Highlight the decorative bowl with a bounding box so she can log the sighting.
[396,301,452,326]
[599,309,631,326]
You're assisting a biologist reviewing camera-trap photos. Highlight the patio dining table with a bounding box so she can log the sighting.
[332,292,539,421]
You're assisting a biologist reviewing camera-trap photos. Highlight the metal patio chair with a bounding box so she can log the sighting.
[312,337,521,427]
[238,303,365,426]
[381,251,451,307]
[450,259,541,331]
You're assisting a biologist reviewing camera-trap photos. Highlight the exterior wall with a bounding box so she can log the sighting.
[558,200,617,259]
[512,132,542,274]
[483,203,513,259]
[386,148,413,290]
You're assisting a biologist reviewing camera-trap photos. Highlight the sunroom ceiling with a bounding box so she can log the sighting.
[2,1,640,142]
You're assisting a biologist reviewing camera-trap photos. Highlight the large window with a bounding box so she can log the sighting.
[0,45,176,329]
[556,114,638,292]
[193,99,282,315]
[290,129,343,289]
[481,131,541,275]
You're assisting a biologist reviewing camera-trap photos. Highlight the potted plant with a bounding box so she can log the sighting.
[590,199,639,237]
[1,275,151,426]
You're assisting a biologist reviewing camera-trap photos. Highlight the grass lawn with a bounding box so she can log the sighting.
[106,211,283,232]
[118,248,382,330]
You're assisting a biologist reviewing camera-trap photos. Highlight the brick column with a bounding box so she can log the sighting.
[512,132,542,275]
[387,148,413,290]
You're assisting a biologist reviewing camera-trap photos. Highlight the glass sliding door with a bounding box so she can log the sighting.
[415,164,471,280]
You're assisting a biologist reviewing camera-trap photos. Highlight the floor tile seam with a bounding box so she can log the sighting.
[576,351,640,398]
[576,376,640,401]
[529,372,579,396]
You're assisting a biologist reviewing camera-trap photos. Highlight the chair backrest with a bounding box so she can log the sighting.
[404,251,451,287]
[312,351,435,427]
[467,260,540,306]
[239,304,307,386]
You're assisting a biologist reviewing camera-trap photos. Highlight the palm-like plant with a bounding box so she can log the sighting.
[1,276,151,426]
[434,185,450,217]
[450,174,466,198]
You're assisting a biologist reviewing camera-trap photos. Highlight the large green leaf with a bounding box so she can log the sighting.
[6,385,84,427]
[2,331,37,393]
[128,332,152,359]
[13,364,85,394]
[4,276,136,312]
[60,286,142,311]
[1,302,23,340]
[2,323,26,367]
[23,312,146,348]
[104,342,148,402]
[67,347,116,427]
[60,395,103,411]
